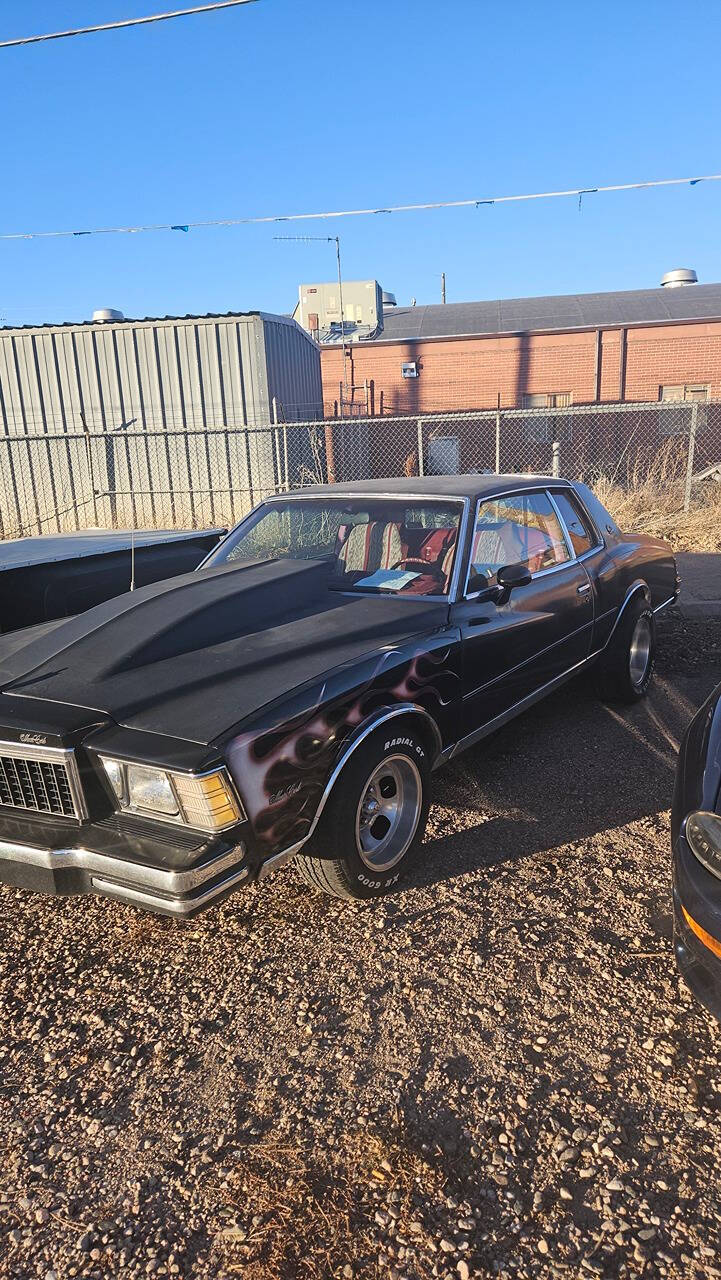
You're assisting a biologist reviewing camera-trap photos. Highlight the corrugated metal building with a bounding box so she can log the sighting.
[0,310,322,435]
[0,311,323,537]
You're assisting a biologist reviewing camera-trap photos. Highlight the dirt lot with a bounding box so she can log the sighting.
[1,614,720,1280]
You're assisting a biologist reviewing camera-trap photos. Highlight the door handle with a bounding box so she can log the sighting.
[577,583,591,595]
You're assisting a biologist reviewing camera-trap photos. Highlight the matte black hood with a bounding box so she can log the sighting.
[0,559,447,745]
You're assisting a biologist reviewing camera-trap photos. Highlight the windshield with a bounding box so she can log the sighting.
[207,498,463,596]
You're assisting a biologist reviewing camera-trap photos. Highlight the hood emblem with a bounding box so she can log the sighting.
[20,732,48,746]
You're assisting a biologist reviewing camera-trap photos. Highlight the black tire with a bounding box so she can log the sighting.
[295,724,431,900]
[595,595,655,704]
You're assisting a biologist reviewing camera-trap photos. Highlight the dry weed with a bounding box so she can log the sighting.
[592,441,721,552]
[208,1129,443,1279]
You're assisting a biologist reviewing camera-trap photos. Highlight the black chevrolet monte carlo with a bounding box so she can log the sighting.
[672,683,721,1020]
[0,474,678,917]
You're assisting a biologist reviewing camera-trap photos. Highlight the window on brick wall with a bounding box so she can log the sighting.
[522,392,573,442]
[522,393,573,409]
[659,385,708,435]
[660,384,709,402]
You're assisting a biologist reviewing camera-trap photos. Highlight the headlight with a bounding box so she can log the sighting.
[127,764,179,816]
[685,811,721,880]
[99,757,244,832]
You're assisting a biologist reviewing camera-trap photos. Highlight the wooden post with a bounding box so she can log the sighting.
[324,423,337,485]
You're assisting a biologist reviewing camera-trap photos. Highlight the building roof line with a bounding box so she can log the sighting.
[364,282,721,343]
[333,310,721,349]
[0,310,319,348]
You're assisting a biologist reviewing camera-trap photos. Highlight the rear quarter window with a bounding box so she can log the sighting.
[551,490,599,556]
[570,483,619,539]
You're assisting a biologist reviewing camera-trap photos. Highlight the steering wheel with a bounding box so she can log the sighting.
[392,556,445,581]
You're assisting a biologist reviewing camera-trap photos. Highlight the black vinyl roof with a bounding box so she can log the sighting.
[272,474,567,501]
[377,282,721,342]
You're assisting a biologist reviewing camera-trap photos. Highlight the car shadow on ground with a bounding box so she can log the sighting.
[383,1063,702,1278]
[406,649,721,894]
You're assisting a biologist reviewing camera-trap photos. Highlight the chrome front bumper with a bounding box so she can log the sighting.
[0,837,249,916]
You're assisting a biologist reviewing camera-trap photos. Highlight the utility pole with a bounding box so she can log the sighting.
[441,272,446,304]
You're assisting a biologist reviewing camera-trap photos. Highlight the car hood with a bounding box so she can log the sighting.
[0,558,448,745]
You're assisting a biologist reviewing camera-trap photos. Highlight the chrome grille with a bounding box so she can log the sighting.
[0,742,83,819]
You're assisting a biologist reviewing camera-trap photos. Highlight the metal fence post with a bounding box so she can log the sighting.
[271,396,279,488]
[80,415,100,527]
[495,410,501,474]
[683,401,699,513]
[417,418,425,476]
[552,440,561,477]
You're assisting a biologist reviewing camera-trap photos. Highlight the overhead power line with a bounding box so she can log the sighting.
[0,0,258,49]
[0,171,718,241]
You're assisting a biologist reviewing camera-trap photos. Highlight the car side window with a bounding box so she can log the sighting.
[551,490,600,557]
[469,491,571,588]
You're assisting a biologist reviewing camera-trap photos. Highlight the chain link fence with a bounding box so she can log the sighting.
[1,399,720,538]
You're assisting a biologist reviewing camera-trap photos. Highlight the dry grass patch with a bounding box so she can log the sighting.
[208,1129,446,1280]
[592,440,721,552]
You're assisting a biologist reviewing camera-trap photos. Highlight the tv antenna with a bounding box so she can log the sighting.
[275,234,350,412]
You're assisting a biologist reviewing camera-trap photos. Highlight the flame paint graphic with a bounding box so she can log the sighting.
[226,642,457,853]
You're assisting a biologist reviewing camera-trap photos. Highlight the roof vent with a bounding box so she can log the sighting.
[381,291,397,308]
[660,268,698,288]
[92,307,125,322]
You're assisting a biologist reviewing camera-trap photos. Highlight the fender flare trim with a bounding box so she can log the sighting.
[602,579,651,650]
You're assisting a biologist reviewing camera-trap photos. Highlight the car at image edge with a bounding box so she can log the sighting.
[673,683,721,1020]
[0,474,678,916]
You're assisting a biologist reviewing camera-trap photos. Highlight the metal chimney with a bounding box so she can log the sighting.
[660,268,698,288]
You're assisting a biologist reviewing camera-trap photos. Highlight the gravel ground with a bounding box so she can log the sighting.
[1,612,720,1280]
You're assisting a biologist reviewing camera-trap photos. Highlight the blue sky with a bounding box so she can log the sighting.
[2,0,720,325]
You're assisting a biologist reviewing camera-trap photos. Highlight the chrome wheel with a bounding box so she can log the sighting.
[629,615,652,689]
[355,754,422,872]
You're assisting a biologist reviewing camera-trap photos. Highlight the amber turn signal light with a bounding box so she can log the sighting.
[682,905,721,961]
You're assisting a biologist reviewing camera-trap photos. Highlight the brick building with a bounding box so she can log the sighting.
[319,280,721,416]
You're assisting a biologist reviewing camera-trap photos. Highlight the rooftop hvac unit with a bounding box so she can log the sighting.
[660,268,698,288]
[297,280,383,342]
[92,308,125,322]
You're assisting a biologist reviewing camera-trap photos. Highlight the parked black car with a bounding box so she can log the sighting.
[0,474,678,916]
[672,683,721,1020]
[0,527,224,632]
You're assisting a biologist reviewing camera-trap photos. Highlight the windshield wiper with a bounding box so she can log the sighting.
[327,582,396,595]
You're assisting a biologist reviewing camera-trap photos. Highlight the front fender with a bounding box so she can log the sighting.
[672,685,721,845]
[269,702,441,866]
[224,637,459,866]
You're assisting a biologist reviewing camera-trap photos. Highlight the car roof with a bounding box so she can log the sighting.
[280,474,574,502]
